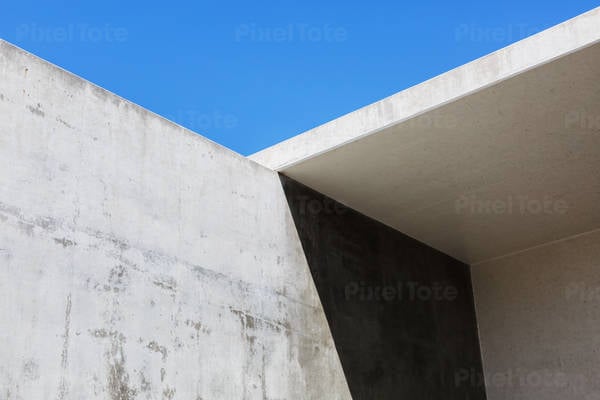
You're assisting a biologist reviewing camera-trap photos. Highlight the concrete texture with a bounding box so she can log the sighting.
[281,176,486,400]
[249,7,600,265]
[3,7,600,400]
[472,229,600,400]
[0,40,352,399]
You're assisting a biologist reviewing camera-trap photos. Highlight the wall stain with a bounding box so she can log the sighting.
[26,103,45,117]
[139,371,151,392]
[89,325,135,399]
[109,237,130,251]
[146,341,168,361]
[162,387,176,400]
[56,294,72,400]
[0,202,21,218]
[53,237,77,248]
[104,265,129,293]
[18,221,34,236]
[152,277,177,294]
[0,203,61,239]
[185,319,211,344]
[56,117,74,129]
[0,200,309,326]
[89,328,126,340]
[106,330,137,400]
[230,307,290,335]
[23,359,40,380]
[36,216,58,231]
[261,351,267,400]
[231,308,274,400]
[60,295,72,370]
[0,248,10,262]
[90,325,140,397]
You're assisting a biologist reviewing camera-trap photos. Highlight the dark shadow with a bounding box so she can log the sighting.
[280,175,487,400]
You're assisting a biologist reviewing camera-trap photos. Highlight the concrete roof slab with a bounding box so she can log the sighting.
[250,7,600,264]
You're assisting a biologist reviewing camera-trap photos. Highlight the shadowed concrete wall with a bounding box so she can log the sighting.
[472,229,600,400]
[280,176,487,400]
[0,40,351,399]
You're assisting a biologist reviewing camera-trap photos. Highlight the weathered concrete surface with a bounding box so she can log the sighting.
[281,176,486,400]
[0,40,351,399]
[472,229,600,400]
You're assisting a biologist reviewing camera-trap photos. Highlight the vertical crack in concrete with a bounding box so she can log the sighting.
[56,293,72,400]
[61,294,72,369]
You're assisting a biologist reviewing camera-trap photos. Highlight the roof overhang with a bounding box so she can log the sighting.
[250,7,600,264]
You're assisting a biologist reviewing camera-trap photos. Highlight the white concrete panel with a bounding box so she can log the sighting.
[0,40,351,400]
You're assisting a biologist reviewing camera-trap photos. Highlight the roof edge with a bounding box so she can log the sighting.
[249,7,600,170]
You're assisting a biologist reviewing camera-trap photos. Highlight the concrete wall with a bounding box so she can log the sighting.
[0,40,351,400]
[280,176,487,400]
[472,229,600,400]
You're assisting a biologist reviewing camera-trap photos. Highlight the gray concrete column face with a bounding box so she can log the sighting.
[472,229,600,400]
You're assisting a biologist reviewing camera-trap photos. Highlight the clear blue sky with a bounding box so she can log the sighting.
[1,1,598,155]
